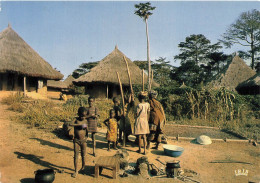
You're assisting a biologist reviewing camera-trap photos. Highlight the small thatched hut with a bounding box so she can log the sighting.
[207,55,256,92]
[47,75,75,98]
[236,73,260,95]
[0,24,63,98]
[74,46,158,98]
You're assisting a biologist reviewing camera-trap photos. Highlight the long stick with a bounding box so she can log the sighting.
[142,69,144,92]
[116,72,126,147]
[149,69,154,90]
[123,56,134,101]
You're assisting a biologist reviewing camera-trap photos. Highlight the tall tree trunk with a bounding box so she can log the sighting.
[145,18,151,91]
[251,42,255,69]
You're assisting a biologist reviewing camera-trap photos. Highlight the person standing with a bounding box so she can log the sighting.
[147,90,166,150]
[134,92,150,155]
[86,96,99,157]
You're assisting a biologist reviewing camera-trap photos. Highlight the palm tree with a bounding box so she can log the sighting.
[134,2,156,91]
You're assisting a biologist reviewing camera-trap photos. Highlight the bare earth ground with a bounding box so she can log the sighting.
[0,103,260,183]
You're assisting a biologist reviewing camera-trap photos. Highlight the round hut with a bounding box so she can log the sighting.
[236,73,260,95]
[73,46,158,98]
[206,55,256,92]
[0,24,63,98]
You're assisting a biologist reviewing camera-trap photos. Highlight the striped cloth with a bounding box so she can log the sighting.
[87,106,99,133]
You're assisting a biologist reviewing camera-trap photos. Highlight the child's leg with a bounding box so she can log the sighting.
[143,135,147,155]
[137,135,141,153]
[113,141,118,150]
[119,130,123,142]
[107,141,111,151]
[92,132,96,156]
[72,142,80,177]
[80,142,86,171]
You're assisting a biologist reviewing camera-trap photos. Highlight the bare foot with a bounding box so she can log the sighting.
[144,151,148,155]
[71,172,78,178]
[79,166,85,172]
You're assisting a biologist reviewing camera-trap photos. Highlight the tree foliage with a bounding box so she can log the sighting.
[221,9,260,69]
[72,61,99,79]
[173,34,223,87]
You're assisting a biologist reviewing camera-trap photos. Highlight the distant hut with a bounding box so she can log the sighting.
[0,24,63,98]
[236,73,260,95]
[47,75,75,98]
[73,46,158,98]
[207,55,256,92]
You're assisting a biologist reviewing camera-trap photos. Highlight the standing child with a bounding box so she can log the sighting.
[134,92,150,155]
[86,96,99,157]
[103,109,118,151]
[69,107,88,178]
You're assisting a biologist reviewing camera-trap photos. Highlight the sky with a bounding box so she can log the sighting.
[0,1,259,79]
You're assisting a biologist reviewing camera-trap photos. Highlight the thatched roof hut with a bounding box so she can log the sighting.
[0,25,63,80]
[236,73,260,95]
[63,75,75,87]
[47,80,68,89]
[207,55,256,92]
[74,46,158,98]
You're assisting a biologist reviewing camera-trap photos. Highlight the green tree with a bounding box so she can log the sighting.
[134,2,156,91]
[221,9,260,69]
[152,57,176,86]
[173,34,222,87]
[72,61,98,79]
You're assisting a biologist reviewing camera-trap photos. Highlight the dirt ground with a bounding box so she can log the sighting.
[0,103,259,183]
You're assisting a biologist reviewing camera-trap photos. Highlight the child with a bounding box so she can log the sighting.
[69,107,88,178]
[103,109,118,151]
[86,96,99,157]
[134,92,150,155]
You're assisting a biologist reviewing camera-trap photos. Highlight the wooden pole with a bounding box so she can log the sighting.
[23,76,26,96]
[150,70,154,90]
[142,69,144,92]
[106,84,108,99]
[116,72,126,147]
[123,56,134,101]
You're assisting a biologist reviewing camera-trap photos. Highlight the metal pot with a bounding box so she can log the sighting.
[166,160,180,168]
[35,169,55,183]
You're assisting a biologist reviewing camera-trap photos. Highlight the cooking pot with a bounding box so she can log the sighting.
[35,169,55,183]
[166,160,180,168]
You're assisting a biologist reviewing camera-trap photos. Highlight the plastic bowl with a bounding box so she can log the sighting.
[163,145,184,157]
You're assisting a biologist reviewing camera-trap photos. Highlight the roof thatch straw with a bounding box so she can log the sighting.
[236,73,260,95]
[0,25,63,80]
[47,80,67,89]
[207,55,256,92]
[74,46,159,87]
[63,75,75,87]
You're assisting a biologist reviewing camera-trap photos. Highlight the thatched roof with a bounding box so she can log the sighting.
[47,75,75,89]
[0,25,63,80]
[207,55,256,91]
[64,75,75,87]
[74,46,159,87]
[236,73,260,94]
[47,80,67,89]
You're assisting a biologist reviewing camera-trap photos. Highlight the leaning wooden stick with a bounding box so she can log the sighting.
[116,72,126,147]
[149,70,154,91]
[142,69,144,92]
[123,56,134,101]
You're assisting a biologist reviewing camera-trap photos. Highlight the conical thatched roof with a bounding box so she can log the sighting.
[47,80,67,89]
[74,46,159,87]
[0,25,63,80]
[236,73,260,94]
[207,55,256,91]
[64,75,75,87]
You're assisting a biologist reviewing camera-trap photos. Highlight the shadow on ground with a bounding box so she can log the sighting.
[20,178,35,183]
[14,151,74,173]
[30,138,73,151]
